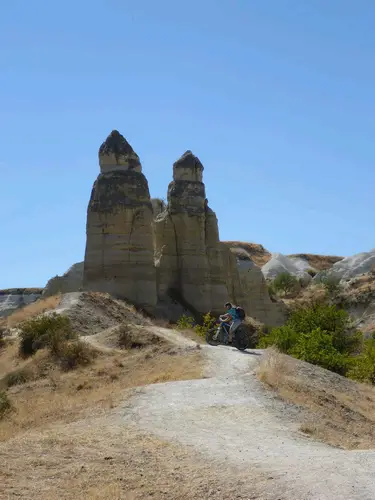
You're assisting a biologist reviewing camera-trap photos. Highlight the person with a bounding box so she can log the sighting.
[213,302,242,343]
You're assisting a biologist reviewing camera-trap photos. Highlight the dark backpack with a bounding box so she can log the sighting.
[236,306,246,320]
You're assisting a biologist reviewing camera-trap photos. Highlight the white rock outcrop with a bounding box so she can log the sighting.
[315,249,375,282]
[0,289,43,317]
[43,262,84,297]
[261,253,312,285]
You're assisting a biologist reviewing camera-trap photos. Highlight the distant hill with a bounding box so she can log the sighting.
[223,241,343,271]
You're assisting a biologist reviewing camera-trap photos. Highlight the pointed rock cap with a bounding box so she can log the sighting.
[173,150,204,182]
[173,150,204,171]
[98,130,142,173]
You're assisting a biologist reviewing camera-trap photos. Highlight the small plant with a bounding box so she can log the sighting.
[0,327,5,350]
[176,314,195,330]
[57,340,95,371]
[316,271,341,296]
[195,312,216,338]
[0,391,12,419]
[347,338,375,384]
[307,269,317,278]
[19,313,76,357]
[3,368,32,388]
[272,272,299,296]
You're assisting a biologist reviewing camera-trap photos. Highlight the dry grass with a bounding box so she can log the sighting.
[0,338,203,442]
[5,294,61,328]
[0,422,263,500]
[223,241,271,267]
[257,348,375,449]
[222,241,342,270]
[288,253,343,271]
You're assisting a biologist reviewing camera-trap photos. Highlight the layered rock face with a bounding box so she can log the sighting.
[222,246,287,326]
[154,151,228,316]
[0,288,43,317]
[83,131,157,310]
[43,262,84,297]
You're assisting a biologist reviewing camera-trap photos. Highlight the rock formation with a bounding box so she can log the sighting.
[314,249,375,282]
[151,198,166,217]
[261,253,312,286]
[154,151,228,316]
[80,131,287,326]
[43,262,84,297]
[83,130,157,310]
[0,288,43,317]
[222,246,287,326]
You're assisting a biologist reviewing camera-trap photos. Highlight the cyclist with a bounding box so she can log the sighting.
[213,302,242,343]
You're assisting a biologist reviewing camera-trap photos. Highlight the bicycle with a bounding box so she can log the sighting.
[205,319,249,351]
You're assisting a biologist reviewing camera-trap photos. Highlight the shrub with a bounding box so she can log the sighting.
[117,324,161,349]
[347,339,375,384]
[316,271,341,296]
[19,313,75,357]
[195,312,216,338]
[176,314,195,330]
[258,325,299,353]
[57,340,94,371]
[3,368,32,388]
[307,269,317,278]
[258,303,362,376]
[0,328,4,350]
[291,328,349,375]
[0,391,12,419]
[272,272,299,296]
[288,304,361,355]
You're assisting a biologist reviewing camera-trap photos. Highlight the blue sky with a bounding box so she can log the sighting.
[1,0,374,288]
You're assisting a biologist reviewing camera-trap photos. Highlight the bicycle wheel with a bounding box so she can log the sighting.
[205,327,219,346]
[234,325,249,351]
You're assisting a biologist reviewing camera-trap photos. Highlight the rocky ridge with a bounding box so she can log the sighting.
[81,131,286,325]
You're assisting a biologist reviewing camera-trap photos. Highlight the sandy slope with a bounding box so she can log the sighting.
[35,294,375,498]
[118,334,375,500]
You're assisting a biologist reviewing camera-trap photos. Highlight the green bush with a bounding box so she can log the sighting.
[307,269,317,278]
[291,328,349,375]
[176,314,195,330]
[258,303,362,376]
[347,338,375,384]
[195,312,216,338]
[272,272,299,296]
[258,325,299,353]
[0,391,12,419]
[19,313,76,357]
[287,304,361,355]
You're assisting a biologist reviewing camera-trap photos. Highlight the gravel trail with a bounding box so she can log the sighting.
[119,336,375,500]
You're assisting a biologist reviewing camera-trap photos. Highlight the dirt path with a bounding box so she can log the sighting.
[117,335,375,500]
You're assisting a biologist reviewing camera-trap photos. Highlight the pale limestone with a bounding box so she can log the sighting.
[154,151,228,316]
[43,262,83,297]
[83,131,157,311]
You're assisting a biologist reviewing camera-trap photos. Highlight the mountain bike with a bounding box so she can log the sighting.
[205,320,249,351]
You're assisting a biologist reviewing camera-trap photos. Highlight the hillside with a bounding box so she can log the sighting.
[224,241,343,270]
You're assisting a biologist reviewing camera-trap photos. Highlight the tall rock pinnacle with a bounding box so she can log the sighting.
[83,130,157,310]
[154,151,228,316]
[98,130,142,173]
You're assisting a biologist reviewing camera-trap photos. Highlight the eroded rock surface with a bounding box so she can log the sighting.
[43,262,84,297]
[0,288,43,317]
[154,151,228,316]
[222,246,287,326]
[83,131,157,310]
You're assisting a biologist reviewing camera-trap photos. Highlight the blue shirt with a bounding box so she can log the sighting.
[227,307,238,321]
